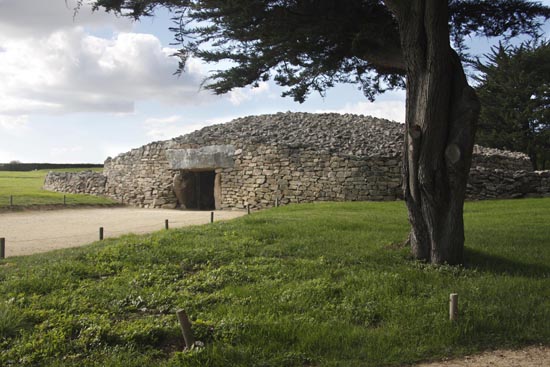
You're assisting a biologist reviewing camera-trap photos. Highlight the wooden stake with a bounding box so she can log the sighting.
[275,197,279,207]
[63,195,66,205]
[176,309,195,349]
[165,219,169,230]
[247,204,250,214]
[210,211,214,223]
[0,238,5,259]
[99,227,104,241]
[449,293,458,321]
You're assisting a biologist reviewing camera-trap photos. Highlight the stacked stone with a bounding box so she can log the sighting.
[43,112,550,208]
[471,145,532,171]
[171,112,404,158]
[467,168,550,199]
[536,171,550,196]
[217,145,402,209]
[43,171,107,196]
[102,141,178,208]
[168,113,405,209]
[466,146,549,199]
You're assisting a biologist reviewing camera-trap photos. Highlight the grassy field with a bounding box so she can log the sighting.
[0,169,116,208]
[0,199,549,366]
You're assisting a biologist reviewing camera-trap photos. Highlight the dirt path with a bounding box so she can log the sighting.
[412,345,550,366]
[0,208,246,257]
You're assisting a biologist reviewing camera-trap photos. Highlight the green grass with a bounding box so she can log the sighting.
[0,199,549,366]
[0,169,116,208]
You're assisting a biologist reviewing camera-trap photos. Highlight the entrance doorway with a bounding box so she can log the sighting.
[174,170,216,210]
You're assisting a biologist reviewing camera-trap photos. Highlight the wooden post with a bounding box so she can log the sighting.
[0,238,5,259]
[210,211,214,223]
[449,293,458,321]
[275,197,279,207]
[247,204,250,214]
[63,195,66,206]
[99,227,104,241]
[165,219,169,230]
[176,309,195,349]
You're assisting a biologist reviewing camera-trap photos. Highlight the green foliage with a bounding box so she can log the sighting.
[1,200,549,366]
[0,304,29,339]
[89,0,550,102]
[474,40,550,169]
[0,169,116,208]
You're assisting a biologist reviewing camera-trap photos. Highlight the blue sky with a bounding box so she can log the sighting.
[0,0,548,163]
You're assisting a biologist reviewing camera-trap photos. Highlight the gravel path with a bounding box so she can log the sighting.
[0,208,246,257]
[412,345,550,367]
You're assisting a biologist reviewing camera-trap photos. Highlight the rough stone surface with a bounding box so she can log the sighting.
[43,113,550,209]
[471,145,533,171]
[467,168,550,200]
[44,171,107,196]
[166,145,236,170]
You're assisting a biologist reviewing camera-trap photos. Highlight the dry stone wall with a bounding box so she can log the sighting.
[467,168,550,200]
[43,113,550,208]
[217,145,402,209]
[43,171,106,196]
[471,145,533,171]
[102,141,178,208]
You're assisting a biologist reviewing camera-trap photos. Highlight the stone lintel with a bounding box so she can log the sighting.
[166,145,235,170]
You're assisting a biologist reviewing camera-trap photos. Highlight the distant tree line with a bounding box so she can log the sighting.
[0,161,103,171]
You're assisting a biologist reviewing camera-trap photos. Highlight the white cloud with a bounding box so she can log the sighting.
[144,115,186,140]
[0,28,212,115]
[143,114,241,141]
[50,145,84,157]
[317,99,406,123]
[143,116,211,141]
[0,149,15,163]
[0,115,30,135]
[101,143,139,161]
[228,82,271,106]
[145,115,182,125]
[0,0,132,38]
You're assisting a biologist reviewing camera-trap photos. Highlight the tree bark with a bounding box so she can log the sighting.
[386,0,481,264]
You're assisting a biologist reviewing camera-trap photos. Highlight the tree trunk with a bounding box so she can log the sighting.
[386,0,481,264]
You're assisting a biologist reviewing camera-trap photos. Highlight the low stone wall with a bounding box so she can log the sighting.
[471,145,533,171]
[42,113,550,209]
[218,145,402,209]
[43,171,107,196]
[467,168,550,200]
[102,141,178,208]
[98,142,403,209]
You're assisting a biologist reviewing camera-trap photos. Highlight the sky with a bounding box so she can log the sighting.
[0,0,548,163]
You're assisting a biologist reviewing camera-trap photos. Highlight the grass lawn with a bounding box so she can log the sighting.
[0,169,116,208]
[0,199,549,366]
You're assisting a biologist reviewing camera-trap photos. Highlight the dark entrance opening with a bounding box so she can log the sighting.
[176,170,216,210]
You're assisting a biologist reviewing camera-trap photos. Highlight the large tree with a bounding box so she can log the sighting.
[89,0,550,265]
[474,41,550,170]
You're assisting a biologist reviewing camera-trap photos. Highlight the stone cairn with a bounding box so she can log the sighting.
[44,112,550,209]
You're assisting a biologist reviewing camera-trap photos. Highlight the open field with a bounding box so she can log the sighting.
[0,199,549,366]
[0,208,247,257]
[0,169,116,209]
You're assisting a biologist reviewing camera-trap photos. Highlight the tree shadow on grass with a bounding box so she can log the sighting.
[464,248,550,278]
